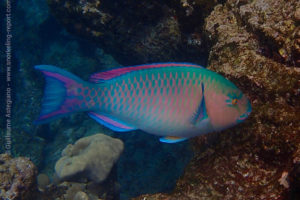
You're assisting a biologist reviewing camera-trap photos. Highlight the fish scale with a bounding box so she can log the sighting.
[98,68,202,130]
[34,63,251,143]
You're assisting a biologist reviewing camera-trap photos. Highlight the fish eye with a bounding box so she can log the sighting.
[225,95,240,107]
[232,98,238,105]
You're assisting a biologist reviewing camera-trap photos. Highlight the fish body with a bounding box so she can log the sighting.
[35,63,251,143]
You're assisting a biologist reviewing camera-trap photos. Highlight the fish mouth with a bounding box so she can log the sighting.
[237,103,252,123]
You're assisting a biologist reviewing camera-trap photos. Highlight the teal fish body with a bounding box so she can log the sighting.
[35,63,251,143]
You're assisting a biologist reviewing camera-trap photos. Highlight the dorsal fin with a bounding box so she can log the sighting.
[89,62,203,83]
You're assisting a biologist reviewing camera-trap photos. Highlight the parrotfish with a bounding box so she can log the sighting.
[34,63,251,143]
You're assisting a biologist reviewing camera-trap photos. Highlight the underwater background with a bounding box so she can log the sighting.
[0,0,299,200]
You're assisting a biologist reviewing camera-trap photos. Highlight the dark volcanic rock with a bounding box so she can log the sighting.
[46,0,218,65]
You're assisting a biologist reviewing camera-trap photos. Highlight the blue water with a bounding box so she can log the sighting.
[0,0,194,199]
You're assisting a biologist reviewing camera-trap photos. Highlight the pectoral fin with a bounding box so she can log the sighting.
[190,83,208,125]
[159,136,187,143]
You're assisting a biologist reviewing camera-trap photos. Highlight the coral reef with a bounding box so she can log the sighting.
[3,0,299,199]
[132,0,300,199]
[0,153,119,200]
[0,154,37,200]
[46,0,218,65]
[55,133,124,183]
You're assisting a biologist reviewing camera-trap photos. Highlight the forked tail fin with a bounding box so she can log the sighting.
[34,65,86,124]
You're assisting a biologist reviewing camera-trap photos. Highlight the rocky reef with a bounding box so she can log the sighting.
[46,0,218,65]
[1,0,299,199]
[0,134,123,200]
[132,0,300,199]
[0,154,38,200]
[39,134,123,200]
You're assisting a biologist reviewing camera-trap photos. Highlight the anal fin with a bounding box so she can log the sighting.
[159,136,187,143]
[88,111,137,132]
